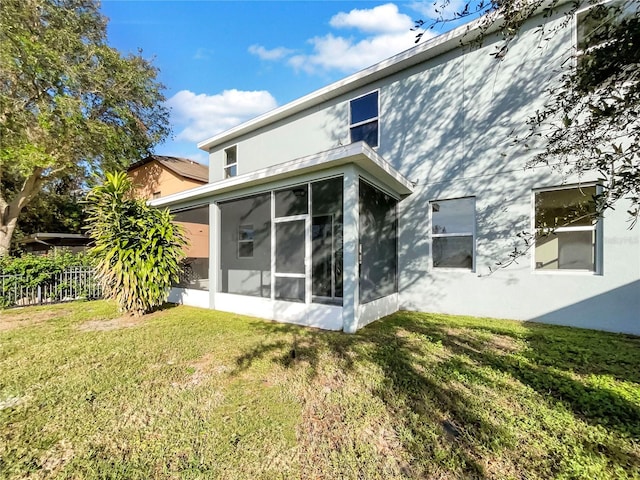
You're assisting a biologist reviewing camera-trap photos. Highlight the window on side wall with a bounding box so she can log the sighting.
[576,0,635,71]
[534,185,600,272]
[238,224,254,258]
[349,91,379,148]
[430,197,475,270]
[224,146,237,178]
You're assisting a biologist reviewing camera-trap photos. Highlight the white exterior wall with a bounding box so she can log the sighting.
[209,102,349,183]
[200,7,639,334]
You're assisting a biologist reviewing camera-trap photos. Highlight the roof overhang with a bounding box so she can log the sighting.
[197,0,567,152]
[149,142,413,208]
[18,233,90,245]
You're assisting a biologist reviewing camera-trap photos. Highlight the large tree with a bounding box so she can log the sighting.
[0,0,170,255]
[414,0,639,225]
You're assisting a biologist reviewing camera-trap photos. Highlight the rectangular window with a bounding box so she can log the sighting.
[238,224,254,258]
[350,91,379,148]
[534,186,599,271]
[224,145,237,178]
[430,197,475,269]
[576,0,634,69]
[152,191,161,199]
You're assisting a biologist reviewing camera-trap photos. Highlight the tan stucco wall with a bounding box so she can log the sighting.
[128,160,205,200]
[176,220,209,259]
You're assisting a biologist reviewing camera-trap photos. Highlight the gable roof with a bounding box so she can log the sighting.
[128,155,208,183]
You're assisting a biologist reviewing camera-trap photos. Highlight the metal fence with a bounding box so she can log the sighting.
[0,266,102,308]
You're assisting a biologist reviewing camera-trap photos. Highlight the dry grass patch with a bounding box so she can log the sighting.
[77,315,145,331]
[0,308,71,331]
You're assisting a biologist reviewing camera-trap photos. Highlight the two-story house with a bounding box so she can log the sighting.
[150,3,639,335]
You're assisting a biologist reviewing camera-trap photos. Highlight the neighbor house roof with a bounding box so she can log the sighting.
[150,142,414,209]
[17,233,91,245]
[128,155,208,183]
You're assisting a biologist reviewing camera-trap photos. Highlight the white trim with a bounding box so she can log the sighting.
[149,142,413,209]
[429,196,477,271]
[167,288,210,308]
[195,6,515,152]
[274,273,305,279]
[224,145,238,179]
[531,183,602,274]
[214,292,344,330]
[357,293,399,330]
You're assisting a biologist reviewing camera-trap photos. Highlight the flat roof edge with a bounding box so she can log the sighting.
[150,142,413,208]
[197,14,494,152]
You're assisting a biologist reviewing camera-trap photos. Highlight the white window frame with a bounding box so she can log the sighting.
[575,0,630,62]
[237,223,254,258]
[224,145,238,179]
[349,90,380,148]
[531,184,603,275]
[429,196,476,271]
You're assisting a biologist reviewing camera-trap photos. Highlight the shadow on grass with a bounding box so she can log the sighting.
[232,312,640,478]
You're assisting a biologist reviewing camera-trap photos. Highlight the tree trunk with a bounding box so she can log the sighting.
[0,168,43,256]
[0,215,18,257]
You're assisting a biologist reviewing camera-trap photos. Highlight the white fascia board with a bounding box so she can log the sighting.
[149,142,413,208]
[197,0,567,153]
[197,27,474,152]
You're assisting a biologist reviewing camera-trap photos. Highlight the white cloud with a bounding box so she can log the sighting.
[167,89,278,143]
[193,48,214,60]
[329,3,413,33]
[249,3,435,75]
[248,44,294,61]
[288,29,421,74]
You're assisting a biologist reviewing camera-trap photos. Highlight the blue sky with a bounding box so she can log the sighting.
[101,1,468,164]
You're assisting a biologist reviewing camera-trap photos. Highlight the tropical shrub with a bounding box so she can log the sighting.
[85,171,187,316]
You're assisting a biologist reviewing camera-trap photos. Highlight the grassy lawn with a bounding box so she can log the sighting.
[1,301,639,479]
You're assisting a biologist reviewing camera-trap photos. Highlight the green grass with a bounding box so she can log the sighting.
[1,301,639,479]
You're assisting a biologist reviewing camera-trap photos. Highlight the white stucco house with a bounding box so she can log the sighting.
[152,1,640,335]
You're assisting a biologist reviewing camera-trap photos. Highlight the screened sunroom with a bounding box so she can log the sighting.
[152,142,413,332]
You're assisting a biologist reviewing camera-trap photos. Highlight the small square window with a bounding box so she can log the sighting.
[152,191,161,199]
[238,224,254,258]
[534,186,599,271]
[349,91,379,148]
[430,197,475,269]
[224,146,237,179]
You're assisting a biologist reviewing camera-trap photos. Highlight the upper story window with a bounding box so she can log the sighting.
[534,185,600,272]
[224,146,237,178]
[349,91,379,148]
[576,0,635,70]
[430,197,475,270]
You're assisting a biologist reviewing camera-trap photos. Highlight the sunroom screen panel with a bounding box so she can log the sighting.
[219,193,271,297]
[359,180,398,304]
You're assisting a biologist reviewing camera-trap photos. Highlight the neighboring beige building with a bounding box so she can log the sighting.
[127,155,208,200]
[128,155,210,289]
